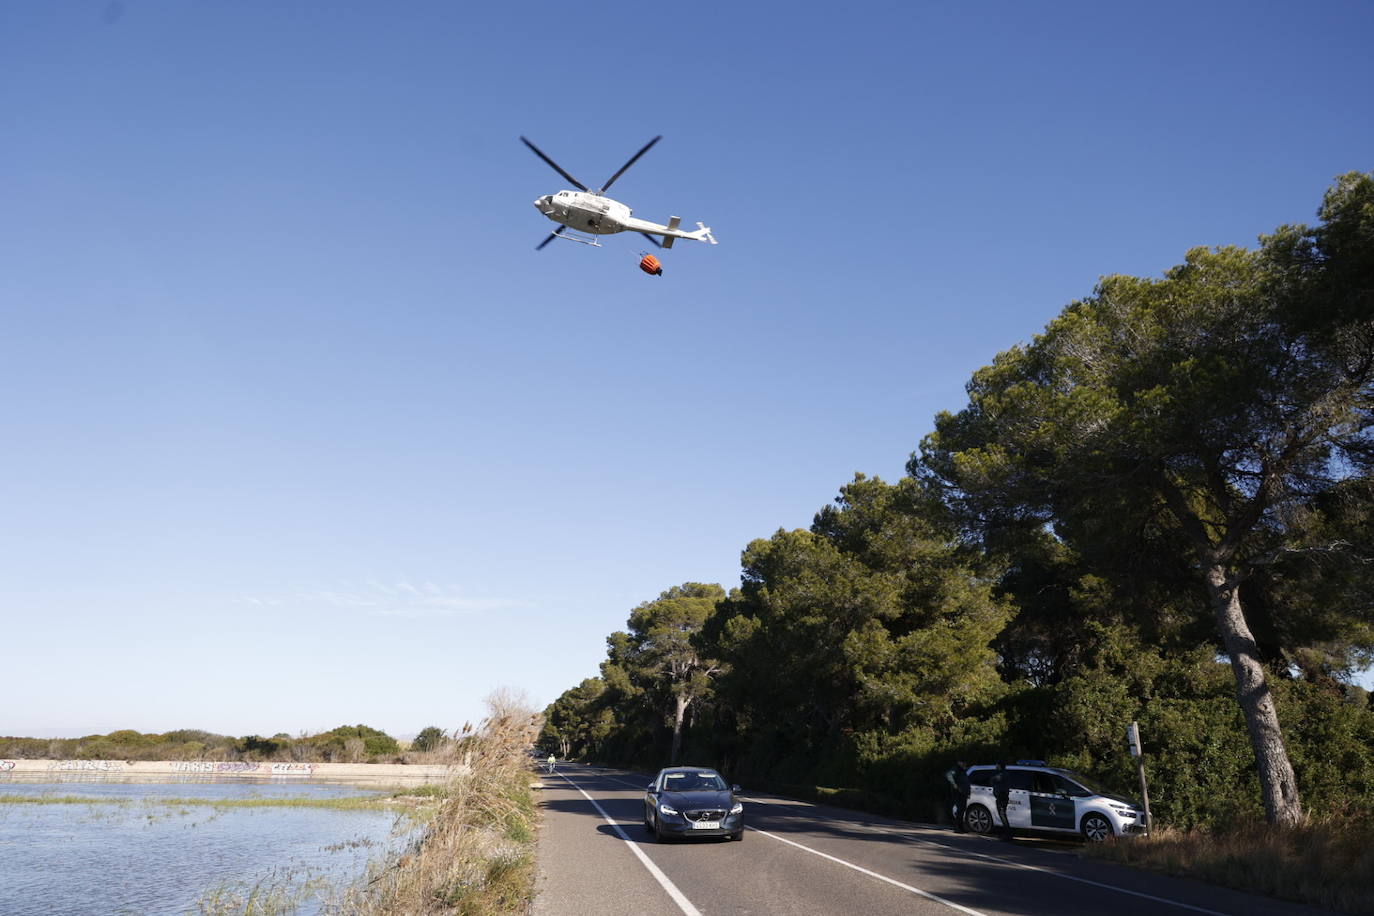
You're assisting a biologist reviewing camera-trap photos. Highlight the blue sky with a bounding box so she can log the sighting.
[3,1,1371,739]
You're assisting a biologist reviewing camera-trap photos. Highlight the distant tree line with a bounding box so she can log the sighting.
[0,723,454,764]
[543,173,1374,830]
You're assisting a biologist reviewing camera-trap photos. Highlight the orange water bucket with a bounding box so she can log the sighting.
[639,254,663,276]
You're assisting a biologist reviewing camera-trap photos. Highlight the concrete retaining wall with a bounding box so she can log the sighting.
[0,758,459,783]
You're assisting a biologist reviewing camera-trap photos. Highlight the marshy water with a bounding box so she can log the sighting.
[0,777,417,915]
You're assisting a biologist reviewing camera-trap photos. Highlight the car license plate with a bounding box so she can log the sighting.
[691,820,720,830]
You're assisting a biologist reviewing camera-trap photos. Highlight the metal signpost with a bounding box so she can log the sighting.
[1127,721,1153,835]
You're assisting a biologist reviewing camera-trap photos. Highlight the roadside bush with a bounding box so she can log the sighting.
[412,726,447,753]
[1088,814,1374,915]
[339,691,542,914]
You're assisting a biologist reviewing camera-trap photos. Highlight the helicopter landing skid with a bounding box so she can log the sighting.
[552,228,602,247]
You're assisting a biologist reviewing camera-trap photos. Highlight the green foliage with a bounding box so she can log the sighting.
[412,726,447,753]
[1275,678,1374,816]
[540,678,610,759]
[695,475,1010,790]
[308,724,401,760]
[105,729,152,747]
[0,725,404,763]
[237,735,280,759]
[914,173,1374,824]
[544,173,1374,835]
[542,584,728,766]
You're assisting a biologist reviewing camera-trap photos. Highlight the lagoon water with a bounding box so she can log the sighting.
[0,778,410,915]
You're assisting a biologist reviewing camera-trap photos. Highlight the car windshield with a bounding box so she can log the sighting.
[1055,769,1115,797]
[663,772,726,791]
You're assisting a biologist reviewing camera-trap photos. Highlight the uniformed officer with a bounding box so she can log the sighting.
[991,761,1014,841]
[945,760,971,832]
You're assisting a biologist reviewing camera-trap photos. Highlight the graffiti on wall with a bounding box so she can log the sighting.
[169,761,261,773]
[0,760,14,771]
[213,762,261,773]
[270,762,316,776]
[19,759,321,776]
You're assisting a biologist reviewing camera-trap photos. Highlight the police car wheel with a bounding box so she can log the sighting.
[964,804,993,835]
[1081,813,1113,842]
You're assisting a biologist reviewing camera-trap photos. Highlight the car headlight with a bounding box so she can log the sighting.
[730,802,743,815]
[658,804,678,816]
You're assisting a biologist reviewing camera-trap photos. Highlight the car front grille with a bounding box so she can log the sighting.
[684,809,726,821]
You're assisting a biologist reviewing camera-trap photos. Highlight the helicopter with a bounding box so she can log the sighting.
[522,135,717,251]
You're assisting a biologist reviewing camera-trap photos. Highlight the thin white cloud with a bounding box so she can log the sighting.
[365,578,398,596]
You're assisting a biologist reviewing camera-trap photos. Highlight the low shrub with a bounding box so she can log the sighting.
[1087,814,1374,915]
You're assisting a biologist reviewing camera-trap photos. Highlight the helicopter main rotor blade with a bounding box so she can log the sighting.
[638,232,662,248]
[600,135,661,193]
[536,227,566,250]
[521,137,588,191]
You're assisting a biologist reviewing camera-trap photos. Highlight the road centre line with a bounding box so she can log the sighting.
[583,770,1228,916]
[554,771,703,916]
[748,826,987,915]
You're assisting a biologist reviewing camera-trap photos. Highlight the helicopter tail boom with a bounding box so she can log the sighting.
[624,215,717,245]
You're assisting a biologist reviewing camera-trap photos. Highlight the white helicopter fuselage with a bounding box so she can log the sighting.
[535,190,631,235]
[533,190,715,244]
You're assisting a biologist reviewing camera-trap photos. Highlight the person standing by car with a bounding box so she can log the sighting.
[945,760,971,832]
[991,761,1013,841]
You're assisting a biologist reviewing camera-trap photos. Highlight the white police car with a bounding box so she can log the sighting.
[961,762,1146,841]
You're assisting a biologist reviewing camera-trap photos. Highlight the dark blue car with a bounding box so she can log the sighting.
[643,766,744,842]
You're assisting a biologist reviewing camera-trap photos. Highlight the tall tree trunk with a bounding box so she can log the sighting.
[670,693,689,764]
[1205,564,1304,826]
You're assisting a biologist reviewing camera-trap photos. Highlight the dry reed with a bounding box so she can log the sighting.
[1086,814,1374,915]
[336,689,544,915]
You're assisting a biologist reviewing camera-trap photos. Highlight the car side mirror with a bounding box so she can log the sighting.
[732,785,741,793]
[646,784,656,793]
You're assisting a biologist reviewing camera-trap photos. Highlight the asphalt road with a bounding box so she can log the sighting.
[532,763,1337,916]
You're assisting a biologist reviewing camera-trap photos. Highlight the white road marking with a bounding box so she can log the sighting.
[748,825,988,915]
[741,794,1230,916]
[914,841,1231,916]
[555,771,703,916]
[584,768,1230,915]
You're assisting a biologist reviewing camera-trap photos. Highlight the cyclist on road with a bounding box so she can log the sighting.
[546,753,556,775]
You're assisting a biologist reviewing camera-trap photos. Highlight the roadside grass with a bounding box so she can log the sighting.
[334,690,543,915]
[197,865,333,916]
[1085,814,1374,915]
